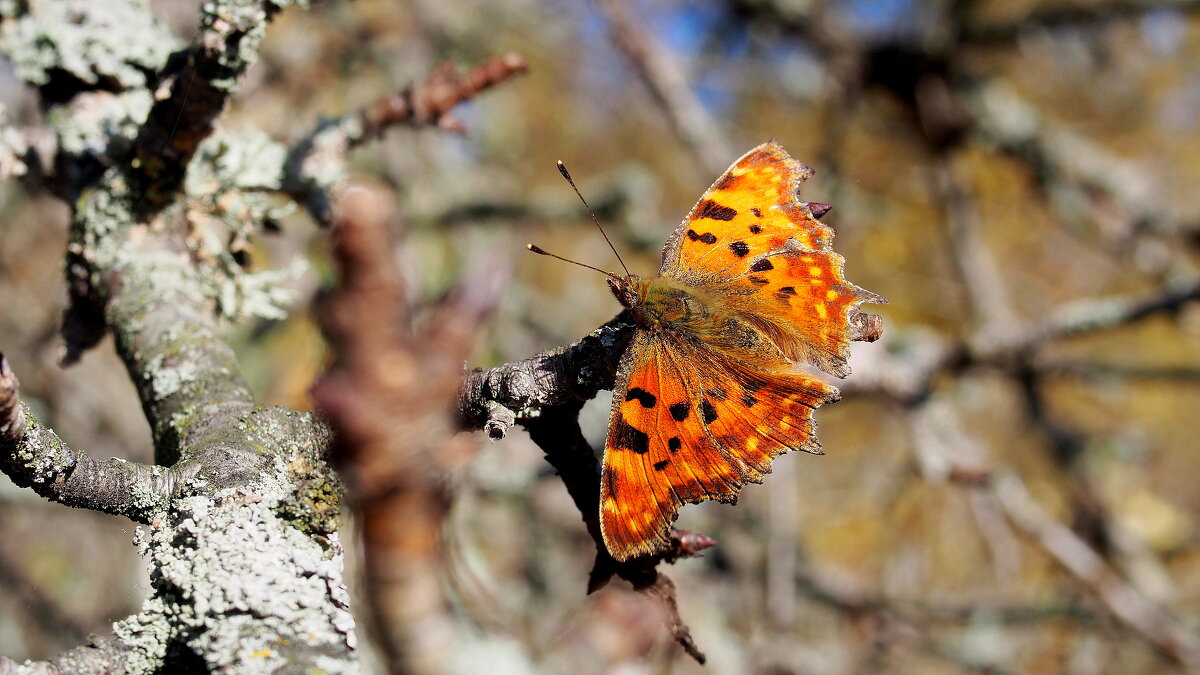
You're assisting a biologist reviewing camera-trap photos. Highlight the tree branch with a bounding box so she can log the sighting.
[131,0,290,210]
[993,471,1200,669]
[284,53,528,224]
[0,634,137,675]
[1,355,175,519]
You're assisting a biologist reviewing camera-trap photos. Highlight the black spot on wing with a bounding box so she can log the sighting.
[751,208,762,218]
[748,275,769,284]
[701,400,718,424]
[669,402,690,422]
[615,418,650,454]
[741,393,758,408]
[749,224,762,234]
[750,258,774,272]
[625,387,657,408]
[696,200,737,221]
[714,173,741,191]
[706,386,728,401]
[687,229,718,245]
[668,437,681,452]
[653,459,671,471]
[778,286,797,295]
[729,241,750,257]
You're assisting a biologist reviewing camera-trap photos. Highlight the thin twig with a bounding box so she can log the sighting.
[284,53,529,225]
[357,53,529,140]
[992,471,1200,669]
[593,0,733,176]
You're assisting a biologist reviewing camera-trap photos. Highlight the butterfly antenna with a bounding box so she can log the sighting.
[526,244,620,280]
[556,160,631,277]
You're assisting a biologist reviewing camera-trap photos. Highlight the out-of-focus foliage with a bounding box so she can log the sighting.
[1,0,1199,672]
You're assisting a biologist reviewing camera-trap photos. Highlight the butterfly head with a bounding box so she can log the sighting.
[607,274,644,310]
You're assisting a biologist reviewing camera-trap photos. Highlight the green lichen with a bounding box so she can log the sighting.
[111,595,173,674]
[273,466,341,537]
[73,169,135,246]
[181,130,308,321]
[197,0,273,93]
[0,0,177,89]
[215,258,307,321]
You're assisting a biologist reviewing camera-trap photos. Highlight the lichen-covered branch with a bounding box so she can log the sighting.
[0,634,137,675]
[65,181,257,459]
[0,1,365,671]
[457,316,633,434]
[0,396,174,520]
[131,0,298,209]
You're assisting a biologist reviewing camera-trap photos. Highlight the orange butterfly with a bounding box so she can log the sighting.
[593,141,885,561]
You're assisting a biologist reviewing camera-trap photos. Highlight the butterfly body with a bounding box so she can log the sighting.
[597,141,885,562]
[611,275,723,335]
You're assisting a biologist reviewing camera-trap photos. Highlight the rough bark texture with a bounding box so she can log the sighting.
[0,0,535,670]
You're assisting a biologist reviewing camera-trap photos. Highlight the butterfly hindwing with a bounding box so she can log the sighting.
[694,357,840,474]
[602,332,743,560]
[730,245,885,377]
[601,330,841,562]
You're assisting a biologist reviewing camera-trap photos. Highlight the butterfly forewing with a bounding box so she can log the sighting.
[661,141,831,280]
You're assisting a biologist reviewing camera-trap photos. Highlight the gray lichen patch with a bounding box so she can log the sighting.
[120,494,358,674]
[111,596,175,674]
[0,0,177,89]
[185,131,288,251]
[52,89,153,161]
[126,464,170,514]
[147,353,202,401]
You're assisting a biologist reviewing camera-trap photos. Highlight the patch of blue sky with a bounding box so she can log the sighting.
[650,3,751,115]
[1140,8,1186,58]
[835,0,921,40]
